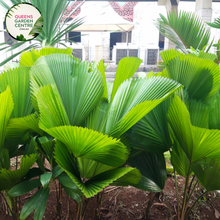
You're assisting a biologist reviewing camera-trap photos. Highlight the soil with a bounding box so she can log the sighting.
[0,176,220,220]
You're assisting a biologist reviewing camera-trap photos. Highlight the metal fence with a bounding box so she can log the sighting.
[1,46,162,67]
[75,47,161,65]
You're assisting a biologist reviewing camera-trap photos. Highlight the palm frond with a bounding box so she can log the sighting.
[160,49,183,65]
[188,99,209,128]
[0,87,14,152]
[54,138,138,198]
[168,96,220,163]
[0,67,33,118]
[209,94,220,129]
[52,126,128,167]
[111,57,142,101]
[155,10,210,53]
[6,114,43,145]
[86,76,181,138]
[207,17,220,29]
[0,154,38,191]
[97,59,108,101]
[122,98,172,153]
[31,54,103,126]
[164,55,220,102]
[77,158,115,179]
[31,0,84,47]
[197,51,217,61]
[0,43,41,67]
[36,85,70,129]
[170,135,192,178]
[127,151,167,192]
[56,144,139,198]
[107,77,182,137]
[191,158,220,191]
[19,47,73,67]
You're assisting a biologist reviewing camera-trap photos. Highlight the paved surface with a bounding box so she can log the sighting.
[105,72,140,82]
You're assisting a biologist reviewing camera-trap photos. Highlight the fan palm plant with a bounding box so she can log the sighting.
[125,49,220,220]
[27,53,181,220]
[0,47,182,220]
[155,10,211,54]
[0,0,84,66]
[0,68,42,219]
[0,48,76,219]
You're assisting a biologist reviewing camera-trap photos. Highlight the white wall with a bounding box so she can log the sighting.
[132,2,166,49]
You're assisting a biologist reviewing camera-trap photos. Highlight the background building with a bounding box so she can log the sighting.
[1,0,220,70]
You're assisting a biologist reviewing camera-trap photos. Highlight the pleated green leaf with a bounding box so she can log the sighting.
[54,141,80,179]
[24,137,38,156]
[0,149,10,169]
[111,168,141,186]
[0,154,38,191]
[65,166,138,198]
[0,67,33,118]
[107,81,113,101]
[156,10,210,53]
[54,139,138,198]
[160,49,183,66]
[36,85,70,129]
[107,77,182,137]
[19,47,72,67]
[52,165,63,178]
[31,54,103,126]
[58,173,81,192]
[207,17,220,29]
[168,96,220,163]
[77,157,115,179]
[4,62,19,71]
[170,138,191,178]
[85,102,110,133]
[188,99,209,128]
[122,98,172,153]
[58,174,82,202]
[52,126,128,167]
[128,151,167,192]
[0,87,14,152]
[85,76,181,139]
[38,136,54,163]
[6,114,43,145]
[191,158,220,191]
[165,55,220,102]
[209,94,220,129]
[111,57,142,101]
[197,51,217,61]
[97,59,108,101]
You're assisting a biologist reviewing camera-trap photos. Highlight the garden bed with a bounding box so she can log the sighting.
[0,177,219,220]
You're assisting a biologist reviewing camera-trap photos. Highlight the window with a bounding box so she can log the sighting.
[68,31,81,45]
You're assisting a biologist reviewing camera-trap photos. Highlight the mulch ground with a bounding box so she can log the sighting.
[0,176,219,220]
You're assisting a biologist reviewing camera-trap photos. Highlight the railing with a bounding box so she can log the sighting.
[80,46,161,65]
[0,45,162,72]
